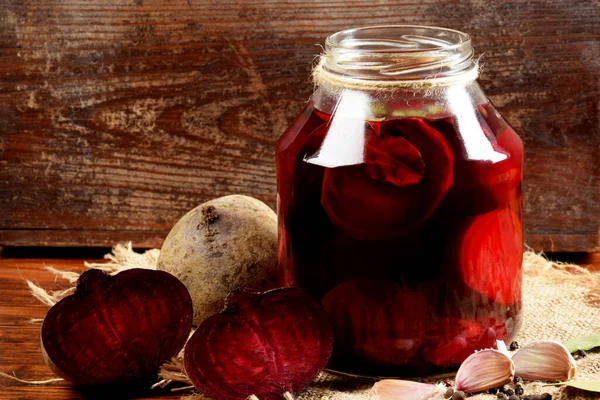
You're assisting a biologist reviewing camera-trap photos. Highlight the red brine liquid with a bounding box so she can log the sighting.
[276,101,524,376]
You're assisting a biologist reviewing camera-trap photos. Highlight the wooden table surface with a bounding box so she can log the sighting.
[1,254,599,399]
[0,258,184,400]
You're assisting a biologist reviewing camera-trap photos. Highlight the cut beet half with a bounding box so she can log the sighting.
[184,288,333,400]
[454,208,523,306]
[41,269,193,386]
[322,280,425,366]
[321,118,453,240]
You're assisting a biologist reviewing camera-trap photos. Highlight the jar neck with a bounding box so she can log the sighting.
[316,25,477,88]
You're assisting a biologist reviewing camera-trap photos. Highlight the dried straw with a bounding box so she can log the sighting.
[0,371,63,385]
[25,242,159,307]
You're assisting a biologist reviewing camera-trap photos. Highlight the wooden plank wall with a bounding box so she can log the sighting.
[0,0,598,251]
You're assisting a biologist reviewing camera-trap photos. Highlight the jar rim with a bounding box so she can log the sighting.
[326,25,472,54]
[320,25,476,83]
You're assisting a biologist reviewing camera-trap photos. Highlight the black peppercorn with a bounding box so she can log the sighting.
[497,394,508,400]
[509,341,519,351]
[541,394,552,400]
[508,395,520,400]
[573,349,586,360]
[505,388,515,396]
[488,387,498,394]
[451,390,466,400]
[514,375,523,384]
[515,384,524,396]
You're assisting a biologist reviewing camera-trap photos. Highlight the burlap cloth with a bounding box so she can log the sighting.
[29,245,600,399]
[298,252,600,400]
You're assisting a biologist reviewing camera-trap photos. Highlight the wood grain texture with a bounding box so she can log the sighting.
[0,258,185,399]
[1,253,599,399]
[0,0,598,251]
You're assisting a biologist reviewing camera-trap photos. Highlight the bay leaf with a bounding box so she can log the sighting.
[564,332,600,353]
[552,381,600,393]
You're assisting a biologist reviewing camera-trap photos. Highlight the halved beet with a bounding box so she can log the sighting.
[184,288,333,400]
[321,118,453,240]
[453,208,523,305]
[41,269,193,386]
[322,280,425,367]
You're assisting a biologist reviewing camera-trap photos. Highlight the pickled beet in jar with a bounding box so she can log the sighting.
[276,26,523,376]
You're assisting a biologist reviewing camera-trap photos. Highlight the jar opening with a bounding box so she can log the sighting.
[322,25,475,82]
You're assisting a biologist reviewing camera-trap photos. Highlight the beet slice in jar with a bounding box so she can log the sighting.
[322,280,425,367]
[321,118,453,240]
[423,317,500,367]
[453,208,523,306]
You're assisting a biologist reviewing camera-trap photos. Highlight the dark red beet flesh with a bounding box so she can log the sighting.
[452,207,523,306]
[321,118,453,240]
[276,102,523,375]
[41,268,193,386]
[423,317,498,366]
[184,288,334,400]
[322,280,425,367]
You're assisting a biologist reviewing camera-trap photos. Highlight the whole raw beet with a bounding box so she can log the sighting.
[157,195,279,324]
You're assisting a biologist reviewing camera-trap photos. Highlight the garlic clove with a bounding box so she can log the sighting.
[511,340,577,381]
[455,348,515,393]
[496,339,510,355]
[370,379,444,400]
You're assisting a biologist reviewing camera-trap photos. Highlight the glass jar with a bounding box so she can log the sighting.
[276,26,523,376]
